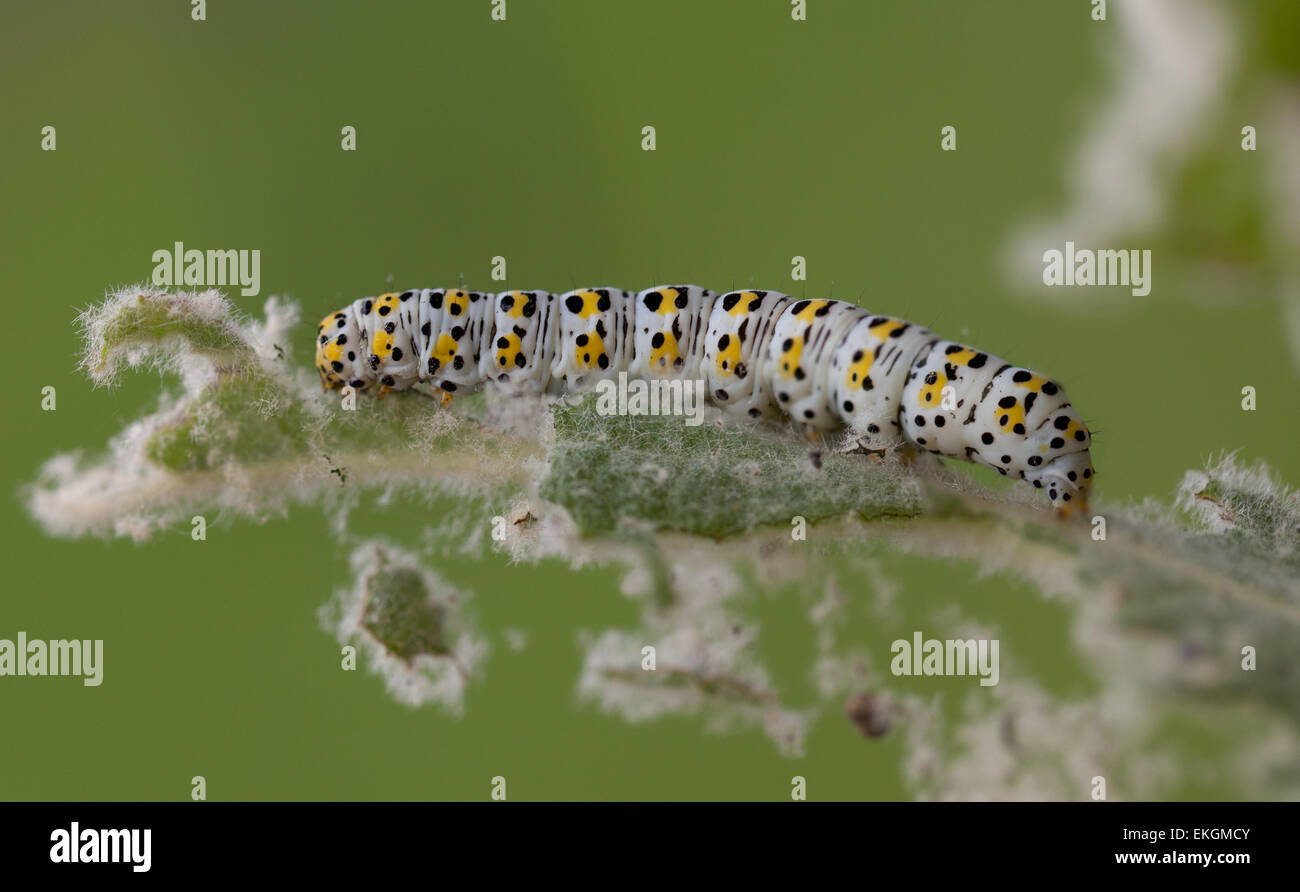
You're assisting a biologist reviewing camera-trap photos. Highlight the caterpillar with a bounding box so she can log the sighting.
[315,286,1094,514]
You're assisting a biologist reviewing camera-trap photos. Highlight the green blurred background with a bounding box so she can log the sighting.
[2,0,1296,800]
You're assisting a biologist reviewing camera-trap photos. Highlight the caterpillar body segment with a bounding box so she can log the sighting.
[414,288,493,396]
[315,285,1094,513]
[552,288,634,391]
[315,300,373,393]
[488,290,558,394]
[762,298,869,431]
[899,340,1094,510]
[629,285,718,381]
[701,289,793,420]
[828,314,938,453]
[365,292,422,392]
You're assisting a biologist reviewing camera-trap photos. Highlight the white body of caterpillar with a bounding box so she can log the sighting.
[316,286,1094,512]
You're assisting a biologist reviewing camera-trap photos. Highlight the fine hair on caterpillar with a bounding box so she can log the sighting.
[315,285,1094,515]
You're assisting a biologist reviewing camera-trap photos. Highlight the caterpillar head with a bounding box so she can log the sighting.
[1028,449,1094,518]
[315,306,370,392]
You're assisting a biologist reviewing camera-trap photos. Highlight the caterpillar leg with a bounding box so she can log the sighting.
[1027,451,1093,519]
[836,435,887,462]
[801,425,830,446]
[408,384,455,408]
[1054,496,1089,521]
[894,443,924,466]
